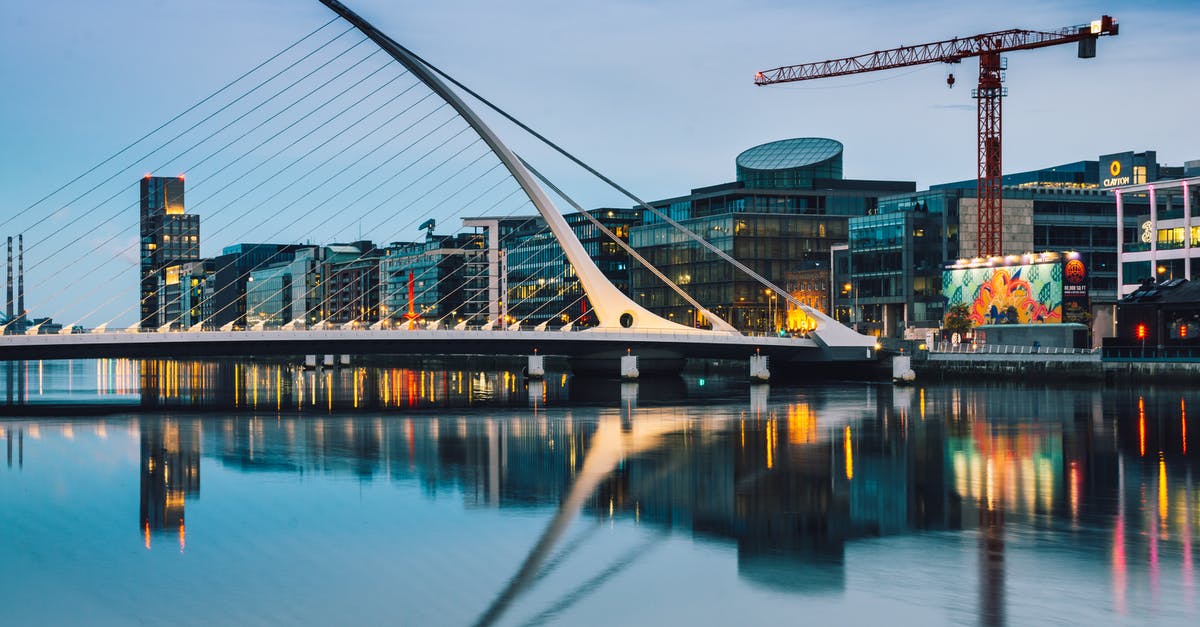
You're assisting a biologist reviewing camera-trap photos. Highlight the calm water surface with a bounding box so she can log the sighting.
[0,359,1197,626]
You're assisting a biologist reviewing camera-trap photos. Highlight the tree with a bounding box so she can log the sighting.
[944,303,973,336]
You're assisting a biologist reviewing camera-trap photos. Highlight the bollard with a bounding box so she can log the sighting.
[526,354,545,379]
[620,354,639,380]
[750,354,770,382]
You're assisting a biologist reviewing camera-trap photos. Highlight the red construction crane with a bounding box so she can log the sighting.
[755,16,1118,257]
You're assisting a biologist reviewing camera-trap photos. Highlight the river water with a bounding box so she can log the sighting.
[0,359,1196,625]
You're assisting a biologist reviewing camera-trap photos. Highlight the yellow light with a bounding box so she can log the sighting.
[844,426,854,480]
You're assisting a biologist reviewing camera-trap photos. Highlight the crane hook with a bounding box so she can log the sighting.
[946,73,956,88]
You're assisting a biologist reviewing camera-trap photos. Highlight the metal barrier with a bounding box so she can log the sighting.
[930,342,1098,355]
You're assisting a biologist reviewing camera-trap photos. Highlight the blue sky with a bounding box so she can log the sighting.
[1,0,1196,326]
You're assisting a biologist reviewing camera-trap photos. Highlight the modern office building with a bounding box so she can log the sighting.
[156,259,215,330]
[320,241,382,326]
[507,208,640,328]
[1114,175,1200,295]
[461,216,544,327]
[139,176,199,329]
[209,243,303,330]
[380,232,485,327]
[837,150,1182,339]
[843,189,962,335]
[630,138,914,333]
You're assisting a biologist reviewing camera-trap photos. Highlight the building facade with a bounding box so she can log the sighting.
[1114,175,1200,295]
[210,243,303,329]
[139,176,199,329]
[380,233,485,328]
[843,189,961,335]
[506,209,640,328]
[630,138,914,333]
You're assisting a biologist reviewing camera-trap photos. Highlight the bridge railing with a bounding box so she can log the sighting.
[929,341,1098,356]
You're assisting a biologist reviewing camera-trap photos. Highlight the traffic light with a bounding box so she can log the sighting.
[1135,323,1148,341]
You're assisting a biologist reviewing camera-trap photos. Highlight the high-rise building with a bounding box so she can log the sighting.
[139,176,199,329]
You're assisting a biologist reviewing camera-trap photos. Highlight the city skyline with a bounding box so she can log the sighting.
[1,0,1196,327]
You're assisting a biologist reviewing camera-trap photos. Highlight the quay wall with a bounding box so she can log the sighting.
[915,352,1200,384]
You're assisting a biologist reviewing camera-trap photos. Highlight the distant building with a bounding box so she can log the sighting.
[209,243,304,329]
[630,138,914,333]
[1113,175,1200,296]
[157,259,215,330]
[380,232,485,328]
[506,209,640,328]
[840,150,1187,339]
[320,241,382,327]
[842,189,962,335]
[244,248,324,328]
[139,176,199,329]
[462,217,544,327]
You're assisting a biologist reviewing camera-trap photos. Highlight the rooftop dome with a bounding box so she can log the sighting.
[735,138,844,190]
[736,138,843,172]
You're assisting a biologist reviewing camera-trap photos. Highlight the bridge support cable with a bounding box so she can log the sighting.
[27,50,400,309]
[265,154,511,329]
[318,187,538,330]
[145,115,478,331]
[88,100,462,331]
[384,28,818,316]
[54,84,437,330]
[42,68,431,327]
[173,123,491,330]
[25,34,382,323]
[522,159,738,334]
[22,34,372,275]
[0,16,341,234]
[319,0,703,335]
[11,25,359,253]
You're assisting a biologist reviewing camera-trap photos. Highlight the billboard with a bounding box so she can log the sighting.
[1061,258,1090,323]
[943,261,1063,325]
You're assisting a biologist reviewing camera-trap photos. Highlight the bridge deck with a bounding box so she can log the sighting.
[0,329,873,363]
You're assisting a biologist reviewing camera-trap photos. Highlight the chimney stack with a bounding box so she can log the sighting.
[5,237,12,325]
[17,234,24,328]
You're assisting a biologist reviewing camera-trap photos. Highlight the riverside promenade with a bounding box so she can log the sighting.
[915,343,1200,383]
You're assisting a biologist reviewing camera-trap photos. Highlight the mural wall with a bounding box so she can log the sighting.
[942,261,1063,325]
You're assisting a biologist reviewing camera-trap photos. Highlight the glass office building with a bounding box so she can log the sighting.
[139,176,199,329]
[631,138,914,333]
[843,189,962,335]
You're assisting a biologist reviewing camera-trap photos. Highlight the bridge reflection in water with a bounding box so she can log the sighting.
[1,379,1197,624]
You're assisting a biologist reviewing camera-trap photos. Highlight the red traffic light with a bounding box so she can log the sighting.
[1135,323,1148,340]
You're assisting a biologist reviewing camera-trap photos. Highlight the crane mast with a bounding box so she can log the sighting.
[755,16,1118,257]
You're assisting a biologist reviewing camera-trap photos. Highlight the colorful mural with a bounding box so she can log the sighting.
[942,262,1063,325]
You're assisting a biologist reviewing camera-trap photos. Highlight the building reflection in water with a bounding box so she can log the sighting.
[16,377,1179,621]
[140,419,200,551]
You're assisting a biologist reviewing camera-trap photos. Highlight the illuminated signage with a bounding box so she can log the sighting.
[1061,257,1090,324]
[1101,153,1134,188]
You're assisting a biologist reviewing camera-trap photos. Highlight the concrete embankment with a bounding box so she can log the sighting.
[912,348,1200,381]
[916,352,1104,382]
[914,352,1200,384]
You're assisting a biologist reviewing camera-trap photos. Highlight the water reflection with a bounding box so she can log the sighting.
[0,382,1197,624]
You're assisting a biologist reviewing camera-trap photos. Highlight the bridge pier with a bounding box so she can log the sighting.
[750,354,770,382]
[526,354,545,380]
[620,354,639,380]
